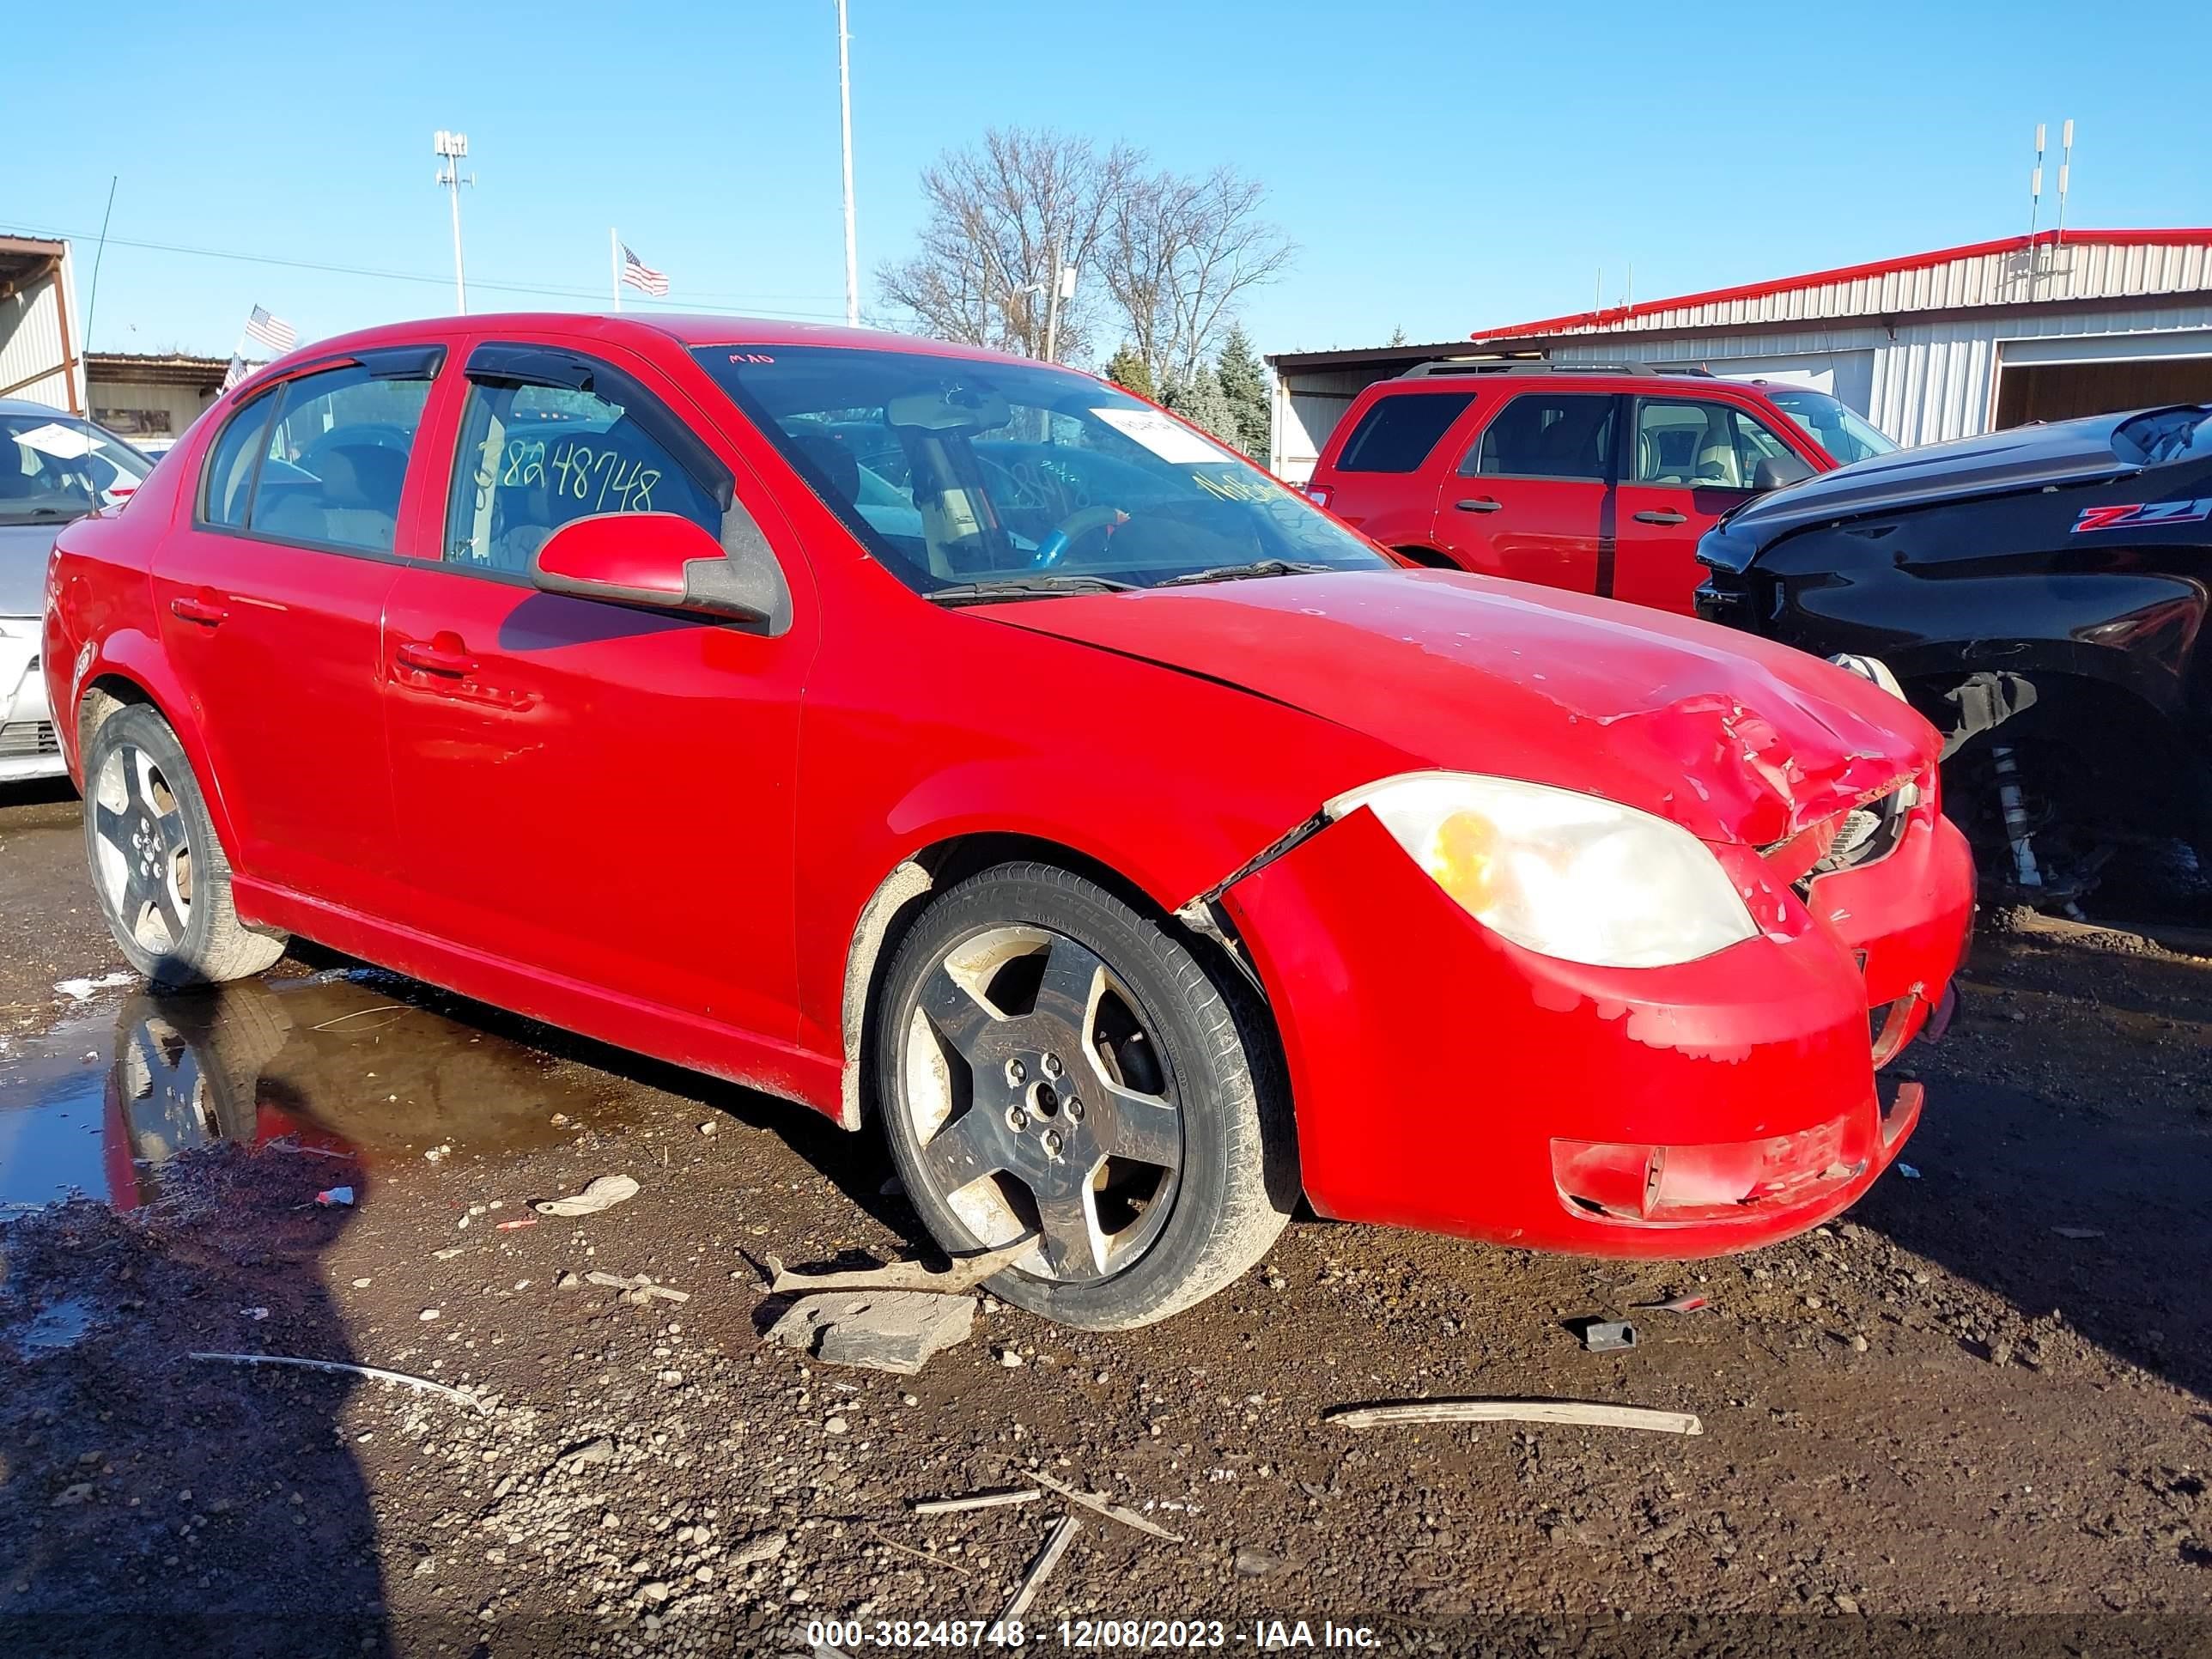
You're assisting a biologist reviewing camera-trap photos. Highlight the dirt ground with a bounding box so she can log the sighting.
[4,785,2212,1658]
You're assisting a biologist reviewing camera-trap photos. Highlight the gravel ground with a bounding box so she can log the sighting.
[3,787,2211,1656]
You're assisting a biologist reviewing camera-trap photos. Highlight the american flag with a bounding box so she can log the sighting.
[618,243,670,297]
[221,356,248,392]
[243,306,297,355]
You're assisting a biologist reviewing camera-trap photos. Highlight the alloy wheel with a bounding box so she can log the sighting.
[899,925,1184,1282]
[90,742,195,956]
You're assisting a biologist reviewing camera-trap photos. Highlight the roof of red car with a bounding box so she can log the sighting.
[271,313,1046,368]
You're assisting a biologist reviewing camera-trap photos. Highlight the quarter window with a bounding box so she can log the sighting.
[1333,392,1475,473]
[445,367,721,575]
[1632,398,1797,490]
[1462,393,1616,482]
[245,362,433,552]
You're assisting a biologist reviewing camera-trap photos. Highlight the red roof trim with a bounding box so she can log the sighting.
[1471,229,2212,342]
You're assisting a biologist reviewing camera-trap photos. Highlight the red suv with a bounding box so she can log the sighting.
[1306,365,1881,614]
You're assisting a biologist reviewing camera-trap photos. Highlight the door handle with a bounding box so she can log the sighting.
[1633,510,1689,526]
[395,637,477,678]
[1454,498,1503,514]
[168,592,228,627]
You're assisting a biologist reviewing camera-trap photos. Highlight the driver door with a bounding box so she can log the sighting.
[379,337,817,1052]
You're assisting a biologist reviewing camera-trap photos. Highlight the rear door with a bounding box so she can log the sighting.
[377,337,814,1048]
[1613,394,1814,613]
[1432,388,1617,593]
[150,348,444,910]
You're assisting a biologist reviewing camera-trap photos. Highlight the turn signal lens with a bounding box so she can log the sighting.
[1325,772,1759,969]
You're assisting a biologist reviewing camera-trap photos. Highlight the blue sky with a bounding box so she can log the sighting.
[11,0,2210,364]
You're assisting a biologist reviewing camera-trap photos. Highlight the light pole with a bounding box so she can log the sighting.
[836,0,859,326]
[434,130,474,315]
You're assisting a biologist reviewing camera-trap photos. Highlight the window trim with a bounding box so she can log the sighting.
[1455,390,1622,484]
[1626,393,1796,494]
[191,345,446,545]
[439,342,737,586]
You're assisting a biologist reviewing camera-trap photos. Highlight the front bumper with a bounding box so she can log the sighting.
[1219,793,1973,1257]
[0,619,64,782]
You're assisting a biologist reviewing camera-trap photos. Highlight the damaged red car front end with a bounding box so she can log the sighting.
[1008,571,1974,1258]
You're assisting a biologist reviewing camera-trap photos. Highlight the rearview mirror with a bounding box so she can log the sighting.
[530,512,786,629]
[1752,453,1815,493]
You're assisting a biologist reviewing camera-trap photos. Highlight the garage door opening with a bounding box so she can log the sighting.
[1996,356,2212,428]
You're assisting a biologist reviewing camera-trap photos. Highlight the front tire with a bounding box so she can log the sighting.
[874,861,1291,1329]
[82,704,287,988]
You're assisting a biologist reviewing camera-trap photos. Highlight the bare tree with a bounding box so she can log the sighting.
[1098,165,1295,386]
[876,129,1138,362]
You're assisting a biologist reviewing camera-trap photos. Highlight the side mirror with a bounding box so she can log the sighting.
[1752,453,1815,493]
[530,512,785,629]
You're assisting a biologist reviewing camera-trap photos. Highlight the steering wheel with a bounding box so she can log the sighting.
[296,422,412,474]
[1031,505,1126,568]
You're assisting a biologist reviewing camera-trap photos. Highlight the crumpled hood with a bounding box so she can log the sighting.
[985,570,1938,847]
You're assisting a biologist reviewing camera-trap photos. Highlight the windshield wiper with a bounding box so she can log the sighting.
[924,573,1137,606]
[1157,559,1334,588]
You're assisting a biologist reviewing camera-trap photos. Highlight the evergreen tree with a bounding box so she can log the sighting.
[1214,325,1270,460]
[1103,343,1156,401]
[1161,365,1237,446]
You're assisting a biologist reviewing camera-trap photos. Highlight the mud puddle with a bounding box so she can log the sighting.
[0,972,631,1209]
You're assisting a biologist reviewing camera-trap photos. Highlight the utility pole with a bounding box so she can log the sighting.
[1042,254,1075,364]
[836,0,860,326]
[434,131,474,315]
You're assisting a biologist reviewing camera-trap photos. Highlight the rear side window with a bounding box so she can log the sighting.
[200,351,440,552]
[1333,392,1475,473]
[1462,392,1616,482]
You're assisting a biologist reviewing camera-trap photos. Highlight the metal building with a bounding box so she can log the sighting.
[1267,228,2212,481]
[0,234,85,414]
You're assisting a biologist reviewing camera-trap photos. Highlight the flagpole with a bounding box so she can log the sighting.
[836,0,860,326]
[610,228,622,313]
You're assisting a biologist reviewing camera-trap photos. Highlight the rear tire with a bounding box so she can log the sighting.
[82,704,287,988]
[874,861,1291,1329]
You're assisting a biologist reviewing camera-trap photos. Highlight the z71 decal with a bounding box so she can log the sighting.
[2073,500,2212,533]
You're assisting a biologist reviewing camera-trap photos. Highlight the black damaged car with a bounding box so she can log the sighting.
[1696,403,2211,903]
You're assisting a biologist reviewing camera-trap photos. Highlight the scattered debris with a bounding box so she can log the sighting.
[1637,1294,1709,1314]
[585,1271,690,1304]
[311,1004,413,1033]
[495,1218,538,1231]
[1897,1163,1922,1180]
[50,1482,95,1507]
[314,1187,356,1207]
[1323,1399,1703,1436]
[909,1488,1040,1516]
[533,1174,640,1218]
[433,1247,466,1261]
[186,1352,489,1414]
[1029,1469,1185,1542]
[866,1527,972,1577]
[557,1437,615,1471]
[1579,1320,1638,1353]
[997,1516,1079,1626]
[729,1531,789,1567]
[53,972,132,1001]
[766,1291,975,1376]
[240,1308,269,1322]
[765,1234,1032,1297]
[1233,1547,1283,1577]
[698,1121,717,1136]
[997,1348,1024,1369]
[2052,1226,2106,1240]
[423,1145,452,1164]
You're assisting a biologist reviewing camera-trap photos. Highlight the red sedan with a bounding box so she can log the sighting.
[44,315,1972,1328]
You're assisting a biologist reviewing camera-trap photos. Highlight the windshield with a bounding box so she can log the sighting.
[1763,387,1898,465]
[2112,404,2212,466]
[693,345,1388,595]
[0,411,151,526]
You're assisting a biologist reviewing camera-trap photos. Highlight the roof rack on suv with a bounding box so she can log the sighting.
[1397,361,1714,380]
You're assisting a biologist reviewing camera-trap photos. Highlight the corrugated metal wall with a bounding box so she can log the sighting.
[0,257,83,413]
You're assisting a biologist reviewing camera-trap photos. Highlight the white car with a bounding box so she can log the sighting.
[1,398,153,781]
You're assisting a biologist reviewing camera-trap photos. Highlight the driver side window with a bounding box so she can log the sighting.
[445,364,720,576]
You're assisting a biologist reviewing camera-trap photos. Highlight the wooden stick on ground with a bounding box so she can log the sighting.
[1323,1399,1702,1436]
[997,1516,1080,1626]
[910,1488,1041,1516]
[187,1352,490,1415]
[1028,1469,1185,1542]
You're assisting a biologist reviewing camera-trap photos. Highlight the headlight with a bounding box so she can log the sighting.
[1324,772,1758,969]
